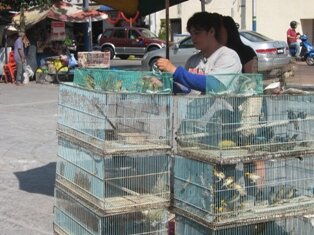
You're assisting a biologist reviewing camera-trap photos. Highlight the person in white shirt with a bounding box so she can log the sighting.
[156,12,242,94]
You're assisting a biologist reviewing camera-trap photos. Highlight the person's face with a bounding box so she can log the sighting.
[189,26,213,50]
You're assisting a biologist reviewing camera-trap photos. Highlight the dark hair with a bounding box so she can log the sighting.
[222,16,243,48]
[290,21,297,28]
[187,12,222,41]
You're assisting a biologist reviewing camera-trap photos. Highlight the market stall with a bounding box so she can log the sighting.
[5,1,108,80]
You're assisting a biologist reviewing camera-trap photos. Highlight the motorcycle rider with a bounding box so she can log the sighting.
[287,20,301,59]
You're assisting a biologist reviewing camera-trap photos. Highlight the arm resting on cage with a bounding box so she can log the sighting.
[173,66,223,94]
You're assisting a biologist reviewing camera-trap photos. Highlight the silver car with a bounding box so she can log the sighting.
[141,30,291,73]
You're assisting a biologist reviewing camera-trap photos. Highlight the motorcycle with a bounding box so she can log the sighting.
[289,34,314,65]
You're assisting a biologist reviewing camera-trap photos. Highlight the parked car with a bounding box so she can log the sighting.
[141,30,291,74]
[97,26,166,60]
[141,36,197,70]
[239,30,291,72]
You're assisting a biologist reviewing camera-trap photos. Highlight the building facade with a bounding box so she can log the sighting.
[148,0,314,43]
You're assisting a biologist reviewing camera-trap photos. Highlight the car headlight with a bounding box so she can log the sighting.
[160,43,166,48]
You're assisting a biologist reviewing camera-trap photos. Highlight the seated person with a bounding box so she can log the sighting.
[156,12,242,94]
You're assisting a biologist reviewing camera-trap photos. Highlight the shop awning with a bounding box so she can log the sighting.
[11,2,107,30]
[12,6,50,29]
[47,2,108,23]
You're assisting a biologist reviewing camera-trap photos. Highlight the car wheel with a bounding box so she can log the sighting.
[147,46,160,52]
[118,55,129,60]
[101,46,114,60]
[149,57,160,71]
[306,57,314,66]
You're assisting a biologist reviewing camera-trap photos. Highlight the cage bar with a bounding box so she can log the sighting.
[205,73,263,95]
[53,186,170,235]
[174,94,314,161]
[173,154,314,226]
[56,135,171,213]
[73,69,173,94]
[175,213,314,235]
[58,83,172,153]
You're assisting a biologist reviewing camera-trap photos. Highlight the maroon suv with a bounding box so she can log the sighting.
[97,26,166,60]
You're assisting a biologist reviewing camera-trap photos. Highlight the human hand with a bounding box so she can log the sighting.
[156,58,177,73]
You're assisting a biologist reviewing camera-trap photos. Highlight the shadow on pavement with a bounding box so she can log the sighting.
[14,162,56,197]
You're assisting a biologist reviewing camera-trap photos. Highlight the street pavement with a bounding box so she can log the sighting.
[285,61,314,90]
[0,83,58,235]
[0,59,313,235]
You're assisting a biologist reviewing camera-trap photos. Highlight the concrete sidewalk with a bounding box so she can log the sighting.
[0,82,58,235]
[285,61,314,90]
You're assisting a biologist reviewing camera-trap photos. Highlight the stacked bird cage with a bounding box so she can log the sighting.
[172,92,314,232]
[54,187,171,235]
[175,213,314,235]
[73,68,173,93]
[174,94,314,160]
[54,69,314,234]
[54,69,174,235]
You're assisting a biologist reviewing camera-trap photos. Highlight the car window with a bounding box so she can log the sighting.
[102,29,113,38]
[113,29,125,39]
[240,31,272,42]
[128,29,141,39]
[139,28,158,38]
[179,37,194,48]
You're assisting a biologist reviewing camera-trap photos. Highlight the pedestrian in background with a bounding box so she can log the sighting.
[220,16,257,73]
[287,21,301,59]
[14,32,27,85]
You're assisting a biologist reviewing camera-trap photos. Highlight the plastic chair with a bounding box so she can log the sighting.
[3,51,16,83]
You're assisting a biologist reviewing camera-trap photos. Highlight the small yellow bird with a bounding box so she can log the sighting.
[215,200,229,213]
[222,176,234,188]
[214,169,225,182]
[86,74,95,89]
[114,80,123,91]
[231,182,247,196]
[245,172,261,183]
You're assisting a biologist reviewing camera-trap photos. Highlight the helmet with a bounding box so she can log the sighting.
[290,21,297,29]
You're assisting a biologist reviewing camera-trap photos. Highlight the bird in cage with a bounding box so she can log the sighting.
[222,176,234,188]
[86,74,95,89]
[230,182,247,196]
[297,111,307,119]
[268,186,277,205]
[180,174,192,194]
[114,80,123,91]
[285,186,298,199]
[141,75,163,93]
[245,172,261,183]
[275,185,286,203]
[213,169,225,182]
[287,110,299,130]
